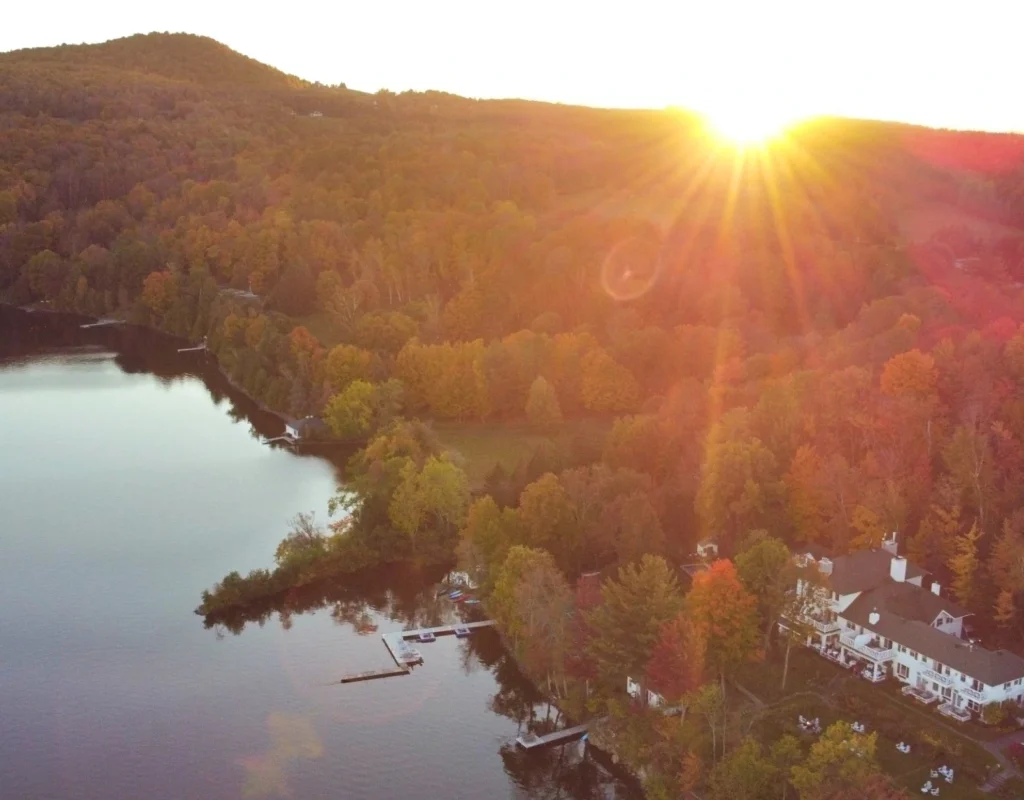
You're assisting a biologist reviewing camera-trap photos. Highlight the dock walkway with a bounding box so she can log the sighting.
[340,620,495,684]
[516,723,589,749]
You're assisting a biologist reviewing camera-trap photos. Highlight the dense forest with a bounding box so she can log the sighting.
[7,32,1024,798]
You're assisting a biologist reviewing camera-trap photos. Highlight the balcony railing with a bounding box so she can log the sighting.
[840,631,894,662]
[921,668,954,687]
[805,615,841,634]
[960,685,985,701]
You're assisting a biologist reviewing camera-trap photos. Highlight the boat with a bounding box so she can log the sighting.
[454,626,471,638]
[448,590,463,599]
[463,599,481,605]
[417,632,436,643]
[400,647,423,663]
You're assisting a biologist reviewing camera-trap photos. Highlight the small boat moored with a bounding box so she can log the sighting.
[448,590,464,599]
[417,631,436,643]
[454,626,471,638]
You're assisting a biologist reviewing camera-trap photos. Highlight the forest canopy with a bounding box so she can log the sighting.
[7,33,1024,649]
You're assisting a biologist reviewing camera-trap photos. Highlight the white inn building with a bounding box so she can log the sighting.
[784,536,1024,722]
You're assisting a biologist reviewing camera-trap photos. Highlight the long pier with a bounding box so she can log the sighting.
[339,666,410,684]
[516,723,589,750]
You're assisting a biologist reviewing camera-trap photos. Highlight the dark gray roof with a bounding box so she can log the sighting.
[856,581,970,625]
[828,549,925,595]
[844,595,1024,686]
[286,416,327,436]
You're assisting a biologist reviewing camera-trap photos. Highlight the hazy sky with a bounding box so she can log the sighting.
[3,0,1020,132]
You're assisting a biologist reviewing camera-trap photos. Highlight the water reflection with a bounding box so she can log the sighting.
[0,305,640,800]
[202,564,641,799]
[239,713,324,799]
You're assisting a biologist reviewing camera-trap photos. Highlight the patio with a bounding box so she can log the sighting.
[902,684,939,705]
[938,702,971,723]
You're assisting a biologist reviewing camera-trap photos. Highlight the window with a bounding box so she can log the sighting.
[1005,682,1013,691]
[968,700,982,713]
[943,686,952,699]
[897,663,909,679]
[897,645,906,654]
[971,678,984,692]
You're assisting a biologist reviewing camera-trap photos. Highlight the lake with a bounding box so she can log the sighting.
[0,306,638,800]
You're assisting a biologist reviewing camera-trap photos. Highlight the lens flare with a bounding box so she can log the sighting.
[600,235,664,301]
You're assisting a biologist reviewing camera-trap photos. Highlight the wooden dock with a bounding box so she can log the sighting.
[340,620,496,686]
[339,666,410,683]
[515,723,589,749]
[398,619,495,640]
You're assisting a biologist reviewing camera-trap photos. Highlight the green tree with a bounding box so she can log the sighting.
[517,472,577,569]
[735,533,794,649]
[325,344,374,391]
[456,495,521,593]
[790,722,879,799]
[948,521,982,610]
[324,380,375,439]
[490,546,558,646]
[525,375,562,427]
[586,555,683,689]
[323,379,403,440]
[697,435,781,550]
[708,737,780,800]
[388,455,470,561]
[580,348,640,413]
[779,565,830,691]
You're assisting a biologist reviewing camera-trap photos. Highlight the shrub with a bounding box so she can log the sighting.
[982,702,1009,726]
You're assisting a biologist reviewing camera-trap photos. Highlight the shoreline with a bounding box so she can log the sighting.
[4,300,643,791]
[1,300,291,426]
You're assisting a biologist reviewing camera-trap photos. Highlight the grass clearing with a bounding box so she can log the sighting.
[432,418,611,487]
[293,311,346,348]
[433,421,554,486]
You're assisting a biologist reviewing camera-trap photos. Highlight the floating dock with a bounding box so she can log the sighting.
[340,620,496,685]
[339,666,410,683]
[516,723,589,750]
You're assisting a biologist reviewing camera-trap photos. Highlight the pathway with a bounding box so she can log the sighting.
[978,728,1024,791]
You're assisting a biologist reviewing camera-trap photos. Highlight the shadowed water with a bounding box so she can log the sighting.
[0,307,639,800]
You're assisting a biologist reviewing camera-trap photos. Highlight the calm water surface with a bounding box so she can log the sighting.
[0,308,637,800]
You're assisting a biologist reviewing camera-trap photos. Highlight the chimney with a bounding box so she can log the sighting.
[869,610,880,625]
[882,531,899,556]
[931,582,941,596]
[890,556,907,583]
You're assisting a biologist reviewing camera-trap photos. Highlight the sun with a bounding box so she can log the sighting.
[703,106,798,147]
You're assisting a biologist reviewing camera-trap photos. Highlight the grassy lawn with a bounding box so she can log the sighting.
[734,645,850,704]
[433,418,611,487]
[753,694,993,799]
[293,311,347,347]
[742,646,1002,796]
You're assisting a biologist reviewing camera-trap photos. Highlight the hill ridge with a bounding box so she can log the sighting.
[0,32,308,90]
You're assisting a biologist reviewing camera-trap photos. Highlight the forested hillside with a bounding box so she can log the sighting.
[6,33,1024,650]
